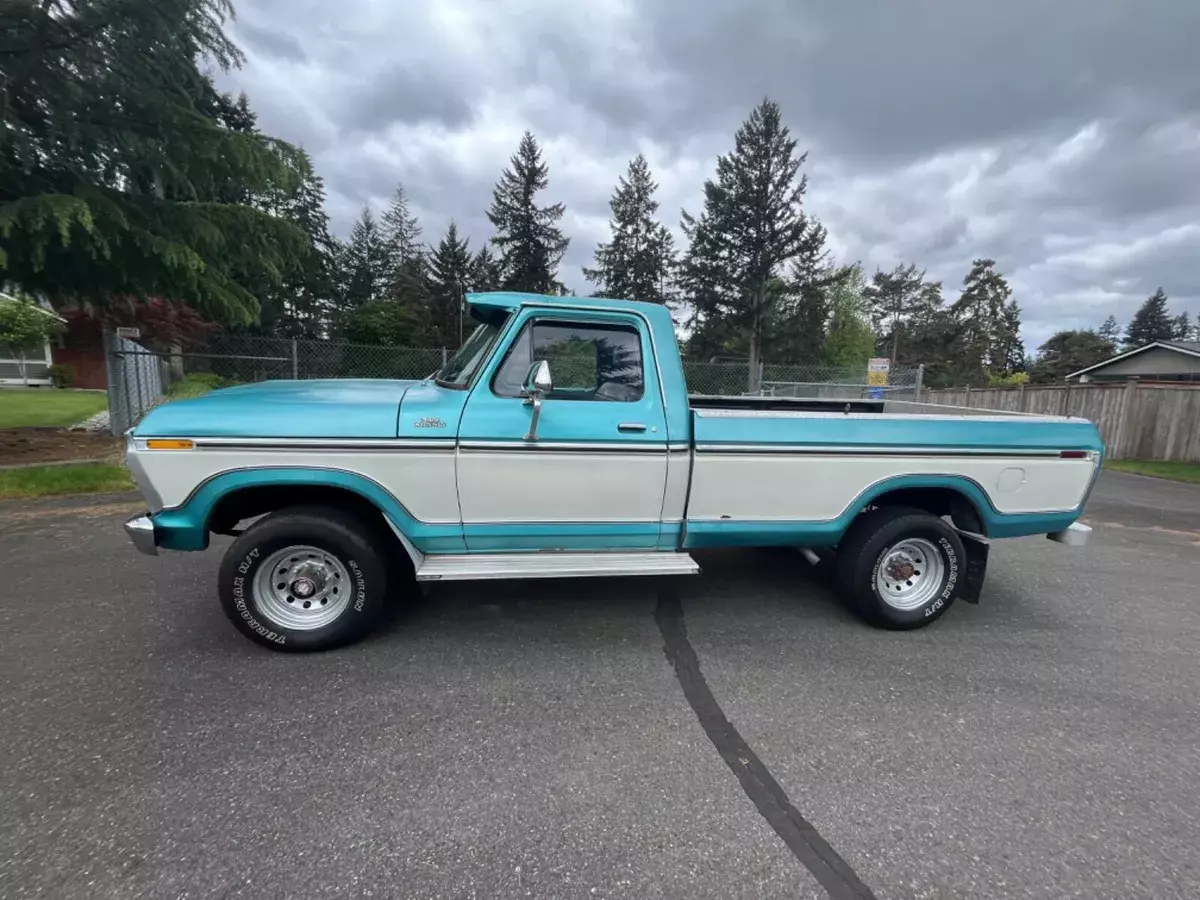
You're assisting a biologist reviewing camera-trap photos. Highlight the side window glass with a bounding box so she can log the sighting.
[492,322,533,397]
[492,320,644,402]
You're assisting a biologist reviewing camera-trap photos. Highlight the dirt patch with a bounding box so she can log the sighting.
[0,428,122,465]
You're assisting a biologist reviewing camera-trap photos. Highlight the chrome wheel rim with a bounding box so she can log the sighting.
[875,537,944,611]
[252,545,352,631]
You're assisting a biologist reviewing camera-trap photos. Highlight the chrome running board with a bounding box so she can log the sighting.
[416,551,700,582]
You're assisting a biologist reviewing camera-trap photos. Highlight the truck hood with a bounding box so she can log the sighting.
[134,379,419,438]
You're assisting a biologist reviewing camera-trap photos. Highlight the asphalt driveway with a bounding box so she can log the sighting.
[1,472,1198,899]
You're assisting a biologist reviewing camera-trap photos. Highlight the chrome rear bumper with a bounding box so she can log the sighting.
[1047,522,1091,547]
[124,515,158,555]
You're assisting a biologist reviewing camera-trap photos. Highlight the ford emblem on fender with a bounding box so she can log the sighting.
[414,417,446,428]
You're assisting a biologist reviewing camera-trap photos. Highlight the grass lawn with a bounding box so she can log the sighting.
[1106,459,1200,485]
[0,463,133,500]
[0,388,108,428]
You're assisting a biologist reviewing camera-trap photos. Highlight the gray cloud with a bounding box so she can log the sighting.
[234,20,307,64]
[220,0,1200,350]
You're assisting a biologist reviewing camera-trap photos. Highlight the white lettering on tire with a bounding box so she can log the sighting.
[923,537,958,616]
[349,559,366,612]
[231,551,286,644]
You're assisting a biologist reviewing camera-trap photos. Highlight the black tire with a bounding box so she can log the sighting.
[218,505,390,652]
[836,506,965,630]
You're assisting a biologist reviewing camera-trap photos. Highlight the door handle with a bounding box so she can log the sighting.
[618,422,647,433]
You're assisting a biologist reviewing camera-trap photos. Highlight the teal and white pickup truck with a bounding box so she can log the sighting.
[124,292,1101,651]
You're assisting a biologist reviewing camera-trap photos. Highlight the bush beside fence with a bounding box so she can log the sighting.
[921,381,1200,462]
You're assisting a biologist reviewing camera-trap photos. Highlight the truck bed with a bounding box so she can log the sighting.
[688,394,886,414]
[682,400,1103,546]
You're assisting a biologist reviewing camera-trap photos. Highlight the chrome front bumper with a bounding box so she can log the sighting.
[1047,522,1091,547]
[125,515,158,556]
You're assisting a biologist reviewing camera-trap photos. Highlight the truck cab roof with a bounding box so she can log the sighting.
[467,291,671,320]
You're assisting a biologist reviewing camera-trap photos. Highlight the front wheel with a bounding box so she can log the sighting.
[836,507,965,630]
[217,506,390,652]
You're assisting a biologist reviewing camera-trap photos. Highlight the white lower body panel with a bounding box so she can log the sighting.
[689,453,1096,519]
[416,551,700,581]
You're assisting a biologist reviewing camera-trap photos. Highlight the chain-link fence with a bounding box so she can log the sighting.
[106,335,447,433]
[683,361,924,401]
[107,333,925,434]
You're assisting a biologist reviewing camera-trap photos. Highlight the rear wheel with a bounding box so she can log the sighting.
[218,506,390,652]
[836,507,965,630]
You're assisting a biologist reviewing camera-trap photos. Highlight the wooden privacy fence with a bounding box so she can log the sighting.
[920,381,1200,462]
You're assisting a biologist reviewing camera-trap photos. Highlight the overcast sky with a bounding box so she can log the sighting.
[218,0,1200,350]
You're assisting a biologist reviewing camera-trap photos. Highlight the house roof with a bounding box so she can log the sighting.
[1067,340,1200,379]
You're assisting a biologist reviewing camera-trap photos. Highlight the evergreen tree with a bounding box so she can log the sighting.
[381,185,423,271]
[1097,315,1122,345]
[1172,311,1192,342]
[377,184,430,329]
[338,207,390,313]
[770,220,840,363]
[998,299,1026,373]
[949,259,1020,383]
[678,98,813,389]
[469,245,503,293]
[255,161,336,338]
[583,154,675,304]
[864,263,927,364]
[426,222,472,347]
[910,285,960,388]
[1027,330,1116,384]
[487,132,569,294]
[0,0,310,324]
[1124,288,1175,348]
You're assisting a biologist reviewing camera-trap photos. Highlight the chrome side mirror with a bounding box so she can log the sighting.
[522,360,552,441]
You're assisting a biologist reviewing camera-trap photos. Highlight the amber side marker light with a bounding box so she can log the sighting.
[146,439,194,450]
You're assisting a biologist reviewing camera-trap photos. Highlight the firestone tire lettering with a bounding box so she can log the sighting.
[217,506,391,652]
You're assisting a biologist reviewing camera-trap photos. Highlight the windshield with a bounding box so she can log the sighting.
[435,318,507,388]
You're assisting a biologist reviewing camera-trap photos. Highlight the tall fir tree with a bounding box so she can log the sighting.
[1124,288,1175,348]
[949,259,1021,383]
[381,185,423,270]
[583,154,675,304]
[903,283,961,388]
[0,0,310,324]
[258,162,337,338]
[678,98,813,389]
[864,263,928,364]
[377,184,430,328]
[425,222,473,347]
[1097,315,1122,346]
[487,132,569,294]
[338,207,390,314]
[468,245,503,293]
[1172,311,1192,342]
[772,220,840,363]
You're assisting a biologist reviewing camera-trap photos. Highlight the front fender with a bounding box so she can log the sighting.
[150,467,465,553]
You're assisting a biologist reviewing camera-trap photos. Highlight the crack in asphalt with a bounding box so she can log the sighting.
[655,580,878,900]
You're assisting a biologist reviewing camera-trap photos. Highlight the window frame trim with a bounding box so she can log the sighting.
[488,313,648,403]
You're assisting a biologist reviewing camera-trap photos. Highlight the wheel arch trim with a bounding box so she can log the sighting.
[150,467,464,553]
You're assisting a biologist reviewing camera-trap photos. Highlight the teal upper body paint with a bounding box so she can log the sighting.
[140,292,1103,554]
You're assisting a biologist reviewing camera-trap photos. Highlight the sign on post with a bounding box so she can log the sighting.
[115,326,141,340]
[867,358,890,399]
